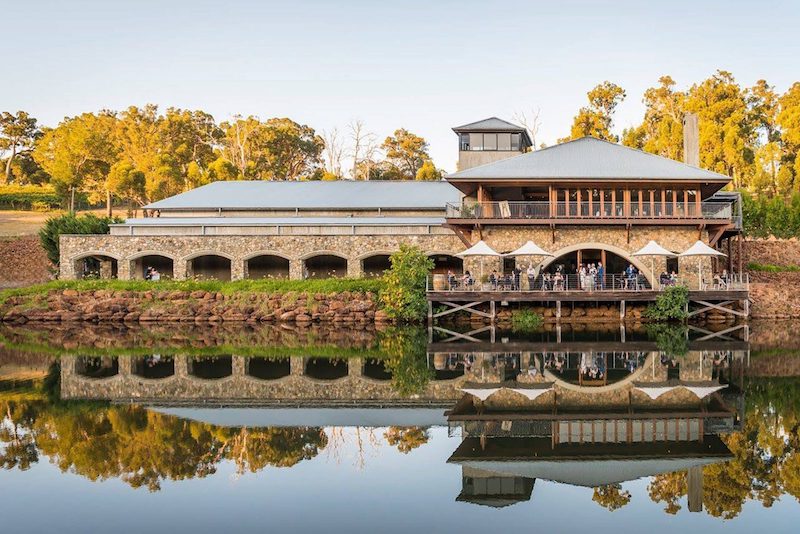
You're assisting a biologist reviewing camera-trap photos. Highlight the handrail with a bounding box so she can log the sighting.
[427,272,749,293]
[445,201,735,221]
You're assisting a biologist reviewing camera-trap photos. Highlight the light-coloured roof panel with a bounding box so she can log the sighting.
[452,117,527,132]
[144,181,461,210]
[446,137,730,181]
[115,216,446,226]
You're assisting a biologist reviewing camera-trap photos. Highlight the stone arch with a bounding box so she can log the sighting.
[538,242,655,285]
[182,251,233,281]
[358,251,394,278]
[132,355,176,380]
[75,356,119,379]
[70,251,121,280]
[188,355,233,380]
[301,251,348,279]
[244,251,291,279]
[127,251,176,280]
[246,357,291,380]
[304,358,349,381]
[543,353,657,393]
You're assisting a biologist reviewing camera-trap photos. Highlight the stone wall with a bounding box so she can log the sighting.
[59,233,464,280]
[733,237,800,268]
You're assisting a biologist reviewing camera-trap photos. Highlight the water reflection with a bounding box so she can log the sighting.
[1,321,800,524]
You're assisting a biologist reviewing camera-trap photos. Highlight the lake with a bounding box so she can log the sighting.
[0,321,797,533]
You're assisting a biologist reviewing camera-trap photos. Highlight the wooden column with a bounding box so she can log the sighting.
[638,190,643,217]
[549,185,554,217]
[661,189,666,216]
[564,189,570,218]
[650,190,655,217]
[576,189,582,217]
[600,189,605,217]
[611,190,617,216]
[683,190,690,216]
[695,188,702,218]
[588,189,593,217]
[672,190,678,217]
[624,189,631,218]
[577,249,582,267]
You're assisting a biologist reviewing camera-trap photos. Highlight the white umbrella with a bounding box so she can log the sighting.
[682,381,726,399]
[632,240,677,289]
[456,240,500,282]
[505,385,553,401]
[461,387,502,401]
[679,240,726,289]
[634,384,679,399]
[504,240,553,257]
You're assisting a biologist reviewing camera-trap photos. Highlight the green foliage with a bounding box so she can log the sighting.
[563,81,626,142]
[380,244,434,322]
[379,327,433,396]
[747,262,800,272]
[0,184,61,210]
[643,285,689,321]
[381,129,431,180]
[38,213,121,266]
[741,190,800,237]
[511,309,544,332]
[645,323,689,357]
[414,160,442,181]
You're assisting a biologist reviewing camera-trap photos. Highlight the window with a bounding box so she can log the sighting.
[484,133,497,150]
[469,133,483,150]
[498,133,511,151]
[460,133,470,151]
[511,133,521,150]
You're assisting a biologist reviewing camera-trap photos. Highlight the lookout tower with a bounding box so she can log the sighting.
[453,117,532,171]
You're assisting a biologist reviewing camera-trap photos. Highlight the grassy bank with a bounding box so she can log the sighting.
[0,277,385,306]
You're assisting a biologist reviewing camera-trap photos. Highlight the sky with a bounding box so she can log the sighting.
[4,0,800,172]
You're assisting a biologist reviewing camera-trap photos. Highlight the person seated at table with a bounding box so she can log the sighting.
[447,270,458,289]
[714,268,729,289]
[659,271,670,287]
[670,271,678,284]
[462,270,474,288]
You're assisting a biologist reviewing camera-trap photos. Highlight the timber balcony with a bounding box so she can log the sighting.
[445,201,740,227]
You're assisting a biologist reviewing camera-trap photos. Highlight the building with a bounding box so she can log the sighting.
[60,117,743,288]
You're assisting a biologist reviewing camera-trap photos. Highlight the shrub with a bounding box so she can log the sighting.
[380,244,434,322]
[379,327,432,396]
[38,213,123,266]
[747,262,800,272]
[646,323,689,357]
[511,309,544,332]
[643,285,689,321]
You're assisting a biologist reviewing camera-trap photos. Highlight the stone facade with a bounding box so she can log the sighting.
[60,233,465,280]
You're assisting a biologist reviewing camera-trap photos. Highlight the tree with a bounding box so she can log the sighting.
[778,83,800,182]
[33,112,118,213]
[381,129,430,180]
[322,127,345,179]
[380,244,434,321]
[38,213,120,265]
[592,484,631,511]
[384,427,429,453]
[107,161,146,209]
[415,160,441,181]
[622,76,684,160]
[348,119,378,180]
[0,111,40,184]
[513,107,541,150]
[563,82,626,142]
[259,118,324,181]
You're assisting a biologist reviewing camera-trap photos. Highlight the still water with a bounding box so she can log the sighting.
[0,321,797,533]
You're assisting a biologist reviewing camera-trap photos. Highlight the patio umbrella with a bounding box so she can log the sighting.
[504,384,554,401]
[679,240,726,290]
[504,241,554,289]
[682,381,726,399]
[461,387,502,401]
[456,240,500,282]
[632,240,676,288]
[633,382,680,399]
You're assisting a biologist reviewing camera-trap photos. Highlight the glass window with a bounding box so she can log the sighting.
[460,133,470,151]
[498,133,511,151]
[511,133,521,150]
[483,133,497,150]
[469,133,483,151]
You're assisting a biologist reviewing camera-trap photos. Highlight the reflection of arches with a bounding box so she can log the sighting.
[428,253,463,274]
[188,356,233,379]
[431,353,465,380]
[130,254,174,279]
[75,356,118,378]
[246,254,290,279]
[247,357,290,380]
[132,355,175,379]
[543,353,656,393]
[304,358,348,380]
[187,255,232,281]
[303,254,347,279]
[71,252,120,279]
[361,255,392,277]
[363,358,392,380]
[539,243,654,285]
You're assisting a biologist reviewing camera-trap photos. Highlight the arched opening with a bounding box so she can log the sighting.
[429,254,463,274]
[75,356,118,378]
[362,255,392,277]
[188,255,232,281]
[304,255,347,279]
[131,255,174,280]
[132,355,175,379]
[246,255,290,279]
[363,358,392,380]
[247,357,291,380]
[304,358,348,380]
[541,247,652,289]
[543,351,650,387]
[430,353,465,380]
[74,255,118,279]
[188,356,232,379]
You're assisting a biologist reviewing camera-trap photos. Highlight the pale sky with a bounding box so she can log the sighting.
[4,0,799,172]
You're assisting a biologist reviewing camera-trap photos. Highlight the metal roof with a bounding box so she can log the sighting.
[116,216,446,226]
[452,117,527,133]
[446,136,731,181]
[144,180,461,210]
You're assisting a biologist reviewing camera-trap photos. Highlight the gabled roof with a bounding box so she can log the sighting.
[446,136,731,182]
[452,117,527,133]
[144,180,461,210]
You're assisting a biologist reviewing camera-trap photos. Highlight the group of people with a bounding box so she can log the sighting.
[144,266,162,281]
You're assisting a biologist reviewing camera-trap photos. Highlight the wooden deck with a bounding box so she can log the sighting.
[427,289,748,303]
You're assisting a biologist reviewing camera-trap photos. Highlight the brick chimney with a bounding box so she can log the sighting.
[683,113,699,166]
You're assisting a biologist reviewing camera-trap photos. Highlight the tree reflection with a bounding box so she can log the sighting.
[384,426,429,454]
[592,484,631,511]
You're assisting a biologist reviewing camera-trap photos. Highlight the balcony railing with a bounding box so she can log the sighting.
[445,201,734,221]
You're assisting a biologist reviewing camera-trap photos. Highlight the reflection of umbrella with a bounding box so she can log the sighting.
[506,384,553,401]
[633,382,679,399]
[632,240,676,288]
[456,240,500,281]
[679,241,726,289]
[634,380,725,399]
[462,387,502,401]
[682,381,726,399]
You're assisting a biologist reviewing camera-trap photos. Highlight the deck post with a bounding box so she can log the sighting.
[619,300,625,321]
[490,300,496,323]
[427,301,433,326]
[742,298,749,318]
[556,301,561,321]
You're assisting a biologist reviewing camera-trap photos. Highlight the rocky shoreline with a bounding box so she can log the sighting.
[0,289,390,325]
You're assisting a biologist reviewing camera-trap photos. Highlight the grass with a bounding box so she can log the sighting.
[747,262,800,273]
[0,277,386,306]
[0,208,107,236]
